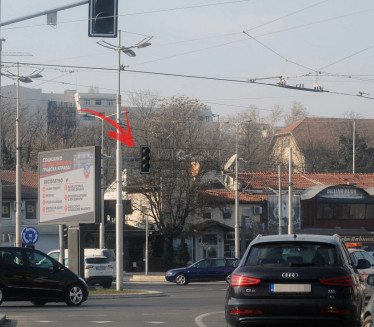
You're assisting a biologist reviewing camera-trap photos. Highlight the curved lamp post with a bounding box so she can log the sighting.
[2,63,42,246]
[97,31,152,291]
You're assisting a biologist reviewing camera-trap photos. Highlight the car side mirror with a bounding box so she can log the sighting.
[357,258,371,270]
[367,274,374,286]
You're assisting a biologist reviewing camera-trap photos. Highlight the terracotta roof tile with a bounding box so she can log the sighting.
[275,117,374,149]
[240,172,374,190]
[2,170,38,199]
[200,189,267,203]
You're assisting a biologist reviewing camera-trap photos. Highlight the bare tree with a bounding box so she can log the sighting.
[127,94,220,267]
[284,101,308,126]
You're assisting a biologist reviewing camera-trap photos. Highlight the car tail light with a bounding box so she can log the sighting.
[85,265,93,269]
[231,274,261,286]
[320,308,350,315]
[230,308,263,315]
[320,275,352,286]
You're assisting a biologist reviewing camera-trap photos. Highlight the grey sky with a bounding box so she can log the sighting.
[2,0,374,121]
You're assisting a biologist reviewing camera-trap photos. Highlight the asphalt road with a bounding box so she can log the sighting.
[1,281,228,327]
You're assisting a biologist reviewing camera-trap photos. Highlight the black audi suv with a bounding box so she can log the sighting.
[225,234,370,327]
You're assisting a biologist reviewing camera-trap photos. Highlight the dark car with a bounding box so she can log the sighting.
[362,274,374,327]
[0,246,89,306]
[225,234,370,327]
[165,258,237,285]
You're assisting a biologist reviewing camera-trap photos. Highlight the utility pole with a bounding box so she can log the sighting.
[278,165,282,235]
[288,148,293,235]
[353,120,356,174]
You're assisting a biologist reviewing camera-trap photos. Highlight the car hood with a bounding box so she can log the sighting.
[167,267,188,274]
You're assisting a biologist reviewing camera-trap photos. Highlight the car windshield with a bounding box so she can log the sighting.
[245,242,338,267]
[86,257,109,264]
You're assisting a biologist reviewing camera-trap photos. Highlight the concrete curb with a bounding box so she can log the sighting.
[126,275,165,282]
[89,290,166,299]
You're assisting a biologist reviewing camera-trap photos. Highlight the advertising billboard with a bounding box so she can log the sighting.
[38,146,101,225]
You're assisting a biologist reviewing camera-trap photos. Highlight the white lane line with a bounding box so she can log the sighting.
[36,321,55,323]
[91,322,113,324]
[195,311,224,327]
[145,322,166,324]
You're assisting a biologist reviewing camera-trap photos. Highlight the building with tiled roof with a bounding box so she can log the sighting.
[0,171,59,252]
[271,117,374,172]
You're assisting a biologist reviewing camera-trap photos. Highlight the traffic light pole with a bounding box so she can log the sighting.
[115,30,124,291]
[58,224,65,264]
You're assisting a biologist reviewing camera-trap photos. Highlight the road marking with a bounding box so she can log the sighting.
[145,322,166,324]
[91,322,113,324]
[36,321,55,323]
[195,312,224,327]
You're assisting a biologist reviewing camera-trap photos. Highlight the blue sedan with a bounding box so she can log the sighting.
[165,258,237,285]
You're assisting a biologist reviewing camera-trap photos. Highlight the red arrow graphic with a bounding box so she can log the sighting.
[77,107,135,147]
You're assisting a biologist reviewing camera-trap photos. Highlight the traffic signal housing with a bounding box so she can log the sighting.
[140,146,151,174]
[88,0,118,38]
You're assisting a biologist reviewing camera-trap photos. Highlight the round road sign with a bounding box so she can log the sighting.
[21,226,39,245]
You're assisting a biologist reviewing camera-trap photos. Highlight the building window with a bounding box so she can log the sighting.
[202,234,217,245]
[83,99,90,105]
[95,100,102,105]
[242,207,252,218]
[107,100,114,106]
[222,207,232,219]
[203,207,212,219]
[2,202,10,219]
[26,201,36,220]
[316,203,374,220]
[83,115,95,121]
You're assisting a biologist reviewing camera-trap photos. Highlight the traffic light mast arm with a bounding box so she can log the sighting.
[0,1,89,27]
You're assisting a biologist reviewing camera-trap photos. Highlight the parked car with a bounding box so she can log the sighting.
[48,248,116,277]
[362,274,374,327]
[84,256,114,288]
[225,234,370,327]
[165,258,237,285]
[349,248,374,299]
[0,246,88,306]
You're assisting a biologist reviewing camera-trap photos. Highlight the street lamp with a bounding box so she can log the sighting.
[226,120,250,259]
[2,62,42,246]
[97,31,151,291]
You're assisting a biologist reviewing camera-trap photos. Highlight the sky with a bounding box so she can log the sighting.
[1,0,374,122]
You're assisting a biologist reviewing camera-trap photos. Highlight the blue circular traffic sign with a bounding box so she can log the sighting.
[21,226,39,245]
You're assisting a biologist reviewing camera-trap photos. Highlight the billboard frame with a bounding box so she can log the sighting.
[38,146,101,225]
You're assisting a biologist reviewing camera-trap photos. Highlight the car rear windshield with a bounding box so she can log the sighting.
[245,242,338,267]
[86,257,110,264]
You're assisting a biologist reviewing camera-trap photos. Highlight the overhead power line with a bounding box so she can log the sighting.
[4,61,374,102]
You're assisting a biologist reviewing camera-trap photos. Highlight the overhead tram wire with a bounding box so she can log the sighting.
[6,61,374,102]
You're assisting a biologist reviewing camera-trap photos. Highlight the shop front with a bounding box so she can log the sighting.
[299,185,374,246]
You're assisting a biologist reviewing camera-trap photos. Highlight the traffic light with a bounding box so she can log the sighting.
[88,0,118,38]
[140,146,151,174]
[63,225,68,242]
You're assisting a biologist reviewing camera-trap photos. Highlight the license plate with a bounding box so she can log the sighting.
[271,284,311,293]
[96,266,105,270]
